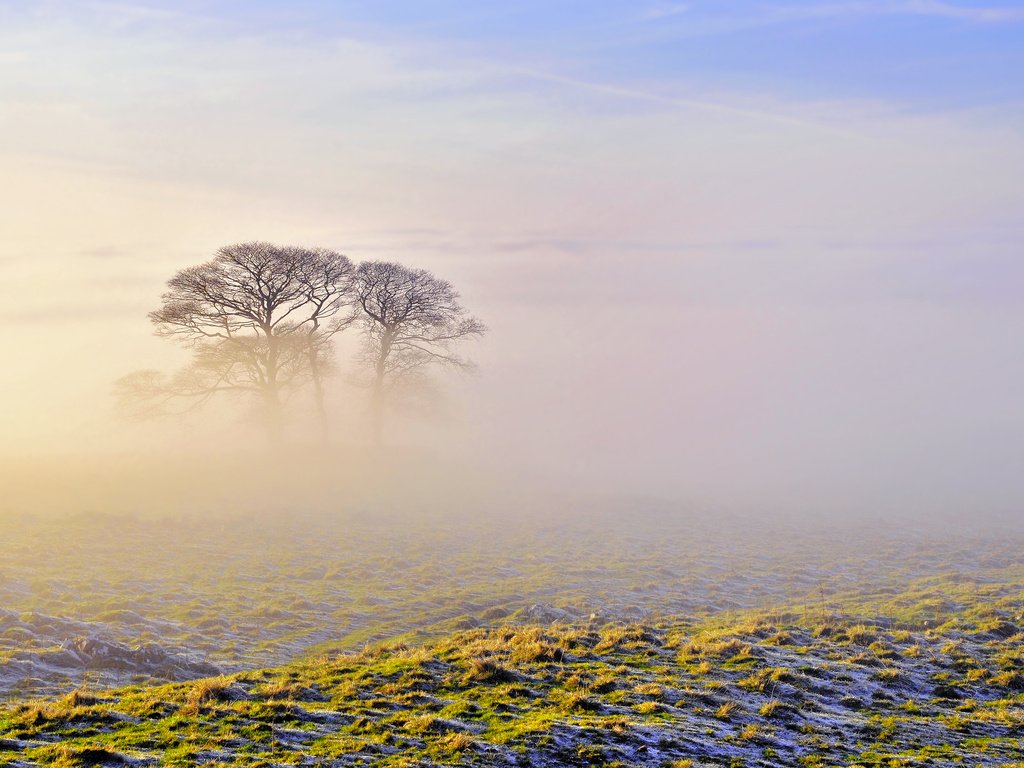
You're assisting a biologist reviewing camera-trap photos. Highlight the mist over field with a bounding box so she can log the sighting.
[1,3,1023,766]
[3,3,1024,524]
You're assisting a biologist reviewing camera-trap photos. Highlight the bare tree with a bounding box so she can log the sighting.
[117,242,353,446]
[353,261,486,442]
[292,247,356,444]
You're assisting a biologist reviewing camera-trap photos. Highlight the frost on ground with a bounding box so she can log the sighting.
[2,508,1020,700]
[1,568,1023,767]
[0,612,220,698]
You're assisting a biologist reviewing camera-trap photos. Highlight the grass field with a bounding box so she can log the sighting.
[2,564,1023,766]
[1,500,1023,765]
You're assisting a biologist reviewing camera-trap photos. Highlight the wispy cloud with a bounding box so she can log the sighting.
[767,1,1024,25]
[900,0,1024,22]
[510,68,859,137]
[509,68,856,137]
[86,1,196,25]
[639,1,1024,36]
[642,3,692,20]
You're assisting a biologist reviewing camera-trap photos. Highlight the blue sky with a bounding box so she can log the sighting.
[9,1,1024,110]
[59,0,1024,108]
[338,0,1024,102]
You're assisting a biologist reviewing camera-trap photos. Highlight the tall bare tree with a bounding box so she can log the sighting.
[353,261,486,442]
[292,247,356,444]
[117,242,353,446]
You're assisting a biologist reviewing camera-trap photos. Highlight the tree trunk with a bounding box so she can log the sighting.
[370,373,385,446]
[371,333,391,446]
[263,327,284,448]
[309,347,330,447]
[264,387,285,448]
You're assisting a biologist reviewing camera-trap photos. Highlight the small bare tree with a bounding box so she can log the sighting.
[353,261,486,442]
[117,242,354,446]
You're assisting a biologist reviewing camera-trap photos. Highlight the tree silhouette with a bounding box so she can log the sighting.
[353,261,486,442]
[117,242,353,446]
[292,247,357,443]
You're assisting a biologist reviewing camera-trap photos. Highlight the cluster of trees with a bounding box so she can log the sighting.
[117,242,485,445]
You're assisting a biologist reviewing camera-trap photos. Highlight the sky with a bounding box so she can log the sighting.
[1,1,1023,515]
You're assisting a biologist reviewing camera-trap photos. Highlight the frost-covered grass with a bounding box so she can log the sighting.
[2,586,1024,766]
[2,505,1024,765]
[2,508,1023,702]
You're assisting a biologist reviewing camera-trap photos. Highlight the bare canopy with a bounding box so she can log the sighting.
[117,242,354,445]
[353,261,486,441]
